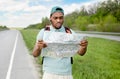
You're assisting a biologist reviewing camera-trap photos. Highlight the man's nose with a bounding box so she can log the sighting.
[56,19,60,22]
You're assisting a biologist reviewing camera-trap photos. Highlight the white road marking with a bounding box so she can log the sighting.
[6,33,18,79]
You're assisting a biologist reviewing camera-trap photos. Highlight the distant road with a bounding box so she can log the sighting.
[0,30,39,79]
[76,31,120,35]
[77,31,120,42]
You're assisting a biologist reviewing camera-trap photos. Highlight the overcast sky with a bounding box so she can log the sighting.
[0,0,106,28]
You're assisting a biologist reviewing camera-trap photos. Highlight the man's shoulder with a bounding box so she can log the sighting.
[37,28,45,36]
[39,28,45,32]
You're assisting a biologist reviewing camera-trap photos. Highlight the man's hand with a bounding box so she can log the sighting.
[32,40,47,57]
[80,39,88,49]
[78,39,88,56]
[36,40,47,50]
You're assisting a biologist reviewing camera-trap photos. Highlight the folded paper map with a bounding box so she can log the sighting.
[41,31,86,58]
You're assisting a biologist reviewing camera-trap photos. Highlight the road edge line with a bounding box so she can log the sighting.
[6,33,18,79]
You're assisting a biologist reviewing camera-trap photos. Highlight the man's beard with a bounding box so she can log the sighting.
[51,21,63,29]
[55,25,62,29]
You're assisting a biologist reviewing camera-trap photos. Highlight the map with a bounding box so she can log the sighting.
[41,31,86,58]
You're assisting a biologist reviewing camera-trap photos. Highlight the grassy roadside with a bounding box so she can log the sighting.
[73,37,120,79]
[20,29,39,53]
[20,29,120,79]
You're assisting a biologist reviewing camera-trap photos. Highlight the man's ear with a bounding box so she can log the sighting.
[50,17,52,20]
[50,18,52,22]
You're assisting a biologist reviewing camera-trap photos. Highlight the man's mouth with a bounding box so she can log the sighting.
[56,23,61,26]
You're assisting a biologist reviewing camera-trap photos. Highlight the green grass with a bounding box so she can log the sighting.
[20,29,39,53]
[20,29,120,79]
[73,37,120,79]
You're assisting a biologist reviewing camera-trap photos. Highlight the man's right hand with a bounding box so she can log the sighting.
[36,40,47,50]
[32,40,47,57]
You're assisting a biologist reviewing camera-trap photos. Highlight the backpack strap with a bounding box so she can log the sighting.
[42,26,73,64]
[44,26,72,33]
[64,27,73,64]
[64,27,72,34]
[45,26,50,31]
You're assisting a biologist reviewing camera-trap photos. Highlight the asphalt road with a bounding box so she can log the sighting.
[78,33,120,42]
[0,30,39,79]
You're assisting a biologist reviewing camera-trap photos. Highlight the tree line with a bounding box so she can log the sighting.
[26,0,120,32]
[0,25,8,30]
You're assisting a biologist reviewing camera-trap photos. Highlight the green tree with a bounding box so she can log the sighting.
[79,6,89,16]
[75,16,88,31]
[104,14,117,24]
[64,11,79,29]
[41,17,50,27]
[103,14,118,32]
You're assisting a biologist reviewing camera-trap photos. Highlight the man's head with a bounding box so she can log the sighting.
[50,6,64,29]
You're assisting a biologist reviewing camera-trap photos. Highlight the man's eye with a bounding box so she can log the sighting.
[53,17,63,20]
[54,17,58,19]
[59,17,63,19]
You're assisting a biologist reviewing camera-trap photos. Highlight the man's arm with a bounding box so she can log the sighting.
[32,40,47,57]
[77,40,88,56]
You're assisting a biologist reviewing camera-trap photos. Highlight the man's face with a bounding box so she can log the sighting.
[50,12,64,29]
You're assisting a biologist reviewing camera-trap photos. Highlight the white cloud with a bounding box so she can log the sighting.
[62,1,95,15]
[45,0,63,2]
[63,3,81,14]
[0,0,106,28]
[43,0,55,2]
[0,0,50,27]
[0,0,27,12]
[2,12,43,27]
[24,5,47,12]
